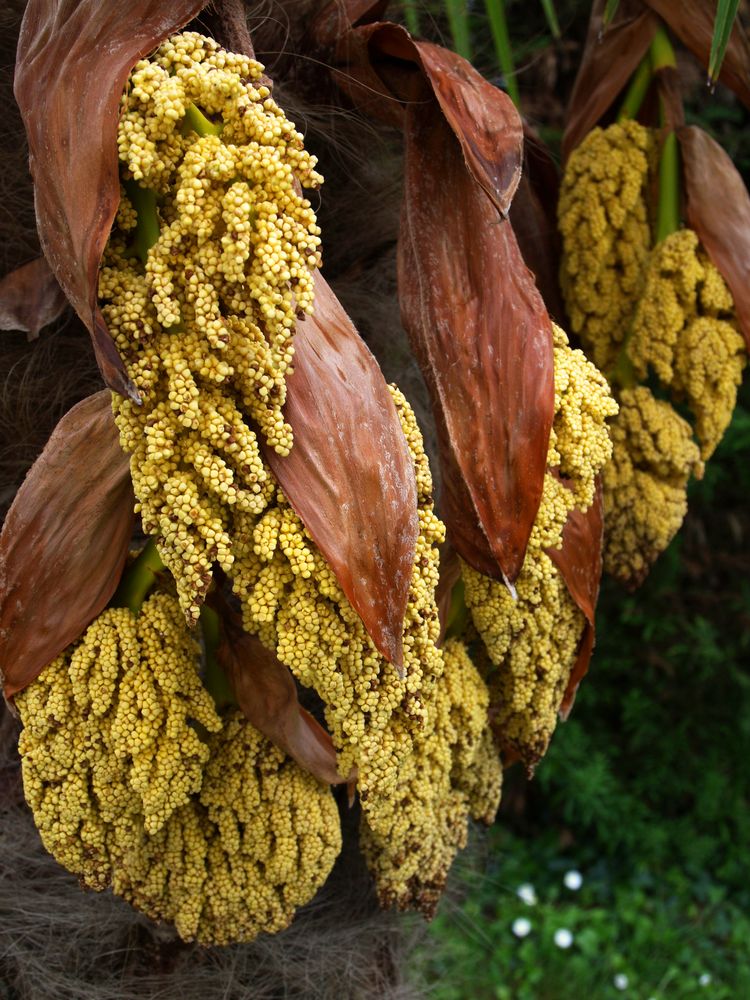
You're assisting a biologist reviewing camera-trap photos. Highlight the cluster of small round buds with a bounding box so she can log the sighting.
[228,390,446,814]
[463,463,587,770]
[68,608,137,717]
[558,120,654,372]
[360,639,499,916]
[107,30,328,625]
[116,191,138,231]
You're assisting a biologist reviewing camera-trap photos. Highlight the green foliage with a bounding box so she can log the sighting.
[709,0,742,85]
[419,838,750,999]
[603,0,620,26]
[417,389,750,995]
[484,1,520,107]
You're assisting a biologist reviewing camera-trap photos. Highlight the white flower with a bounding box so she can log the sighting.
[699,973,712,987]
[512,917,532,938]
[563,869,583,891]
[553,928,574,949]
[613,973,629,990]
[516,883,537,905]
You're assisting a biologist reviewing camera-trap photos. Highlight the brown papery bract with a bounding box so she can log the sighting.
[0,392,133,700]
[217,609,347,786]
[14,0,206,400]
[547,482,604,720]
[323,19,523,215]
[0,257,67,340]
[678,125,750,351]
[311,11,548,582]
[562,0,658,161]
[399,98,554,585]
[260,275,419,673]
[379,35,523,216]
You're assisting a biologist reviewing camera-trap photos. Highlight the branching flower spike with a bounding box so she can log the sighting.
[101,32,322,625]
[16,582,341,946]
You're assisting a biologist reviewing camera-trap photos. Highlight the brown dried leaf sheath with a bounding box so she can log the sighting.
[393,37,523,216]
[329,22,523,216]
[0,392,133,700]
[678,125,750,352]
[260,276,419,672]
[399,100,554,584]
[562,0,658,161]
[218,613,346,786]
[0,257,67,340]
[14,0,206,400]
[547,483,604,720]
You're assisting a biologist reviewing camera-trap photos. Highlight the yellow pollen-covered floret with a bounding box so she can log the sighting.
[461,325,616,771]
[110,592,223,834]
[548,323,619,511]
[602,386,704,589]
[112,713,341,946]
[16,590,341,945]
[360,639,502,918]
[627,229,746,459]
[462,543,583,773]
[559,120,655,372]
[102,30,322,625]
[230,385,446,820]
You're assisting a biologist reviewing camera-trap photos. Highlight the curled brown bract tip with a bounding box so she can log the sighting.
[547,481,604,720]
[324,19,524,216]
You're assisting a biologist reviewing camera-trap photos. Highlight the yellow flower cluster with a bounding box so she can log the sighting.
[113,714,341,946]
[559,120,654,371]
[16,593,341,945]
[462,328,617,771]
[101,31,322,624]
[560,122,747,587]
[462,521,583,773]
[18,595,221,860]
[603,386,704,587]
[360,639,502,917]
[231,386,446,818]
[548,324,619,513]
[627,229,746,459]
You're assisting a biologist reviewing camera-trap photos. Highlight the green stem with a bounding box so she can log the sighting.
[110,539,165,614]
[650,24,677,71]
[402,0,420,34]
[200,606,235,709]
[445,0,472,61]
[124,179,160,266]
[656,129,680,242]
[183,102,223,137]
[653,27,680,242]
[484,0,520,109]
[540,0,561,39]
[617,54,652,121]
[444,577,470,641]
[608,344,638,391]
